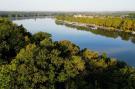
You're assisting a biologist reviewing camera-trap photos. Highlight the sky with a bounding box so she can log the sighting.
[0,0,135,11]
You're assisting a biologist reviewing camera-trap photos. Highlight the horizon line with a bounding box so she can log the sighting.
[0,10,135,13]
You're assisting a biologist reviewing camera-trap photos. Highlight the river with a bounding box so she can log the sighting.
[13,17,135,66]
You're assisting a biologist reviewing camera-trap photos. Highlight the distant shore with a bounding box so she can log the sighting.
[56,19,135,35]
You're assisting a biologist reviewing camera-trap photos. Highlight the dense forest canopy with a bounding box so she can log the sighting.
[0,17,135,89]
[56,16,135,32]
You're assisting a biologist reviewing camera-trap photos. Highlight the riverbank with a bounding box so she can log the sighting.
[56,19,135,35]
[1,17,135,89]
[14,18,135,66]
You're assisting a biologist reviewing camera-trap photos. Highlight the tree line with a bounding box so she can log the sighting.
[0,17,135,89]
[56,16,135,32]
[55,20,135,44]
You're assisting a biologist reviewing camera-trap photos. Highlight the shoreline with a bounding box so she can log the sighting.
[56,19,135,35]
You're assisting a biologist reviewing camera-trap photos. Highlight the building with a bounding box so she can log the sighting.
[74,14,94,18]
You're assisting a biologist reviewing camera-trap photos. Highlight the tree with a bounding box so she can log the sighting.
[57,40,80,57]
[0,19,31,63]
[0,17,135,89]
[32,32,52,44]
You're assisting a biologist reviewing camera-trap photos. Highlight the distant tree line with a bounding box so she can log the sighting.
[128,13,135,19]
[0,11,57,18]
[56,16,135,32]
[0,17,135,89]
[55,20,135,44]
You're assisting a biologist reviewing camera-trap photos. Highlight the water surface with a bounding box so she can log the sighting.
[13,18,135,66]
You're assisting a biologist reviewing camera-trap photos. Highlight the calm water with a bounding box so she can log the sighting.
[13,18,135,66]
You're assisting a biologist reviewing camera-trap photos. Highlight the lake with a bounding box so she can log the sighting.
[13,18,135,66]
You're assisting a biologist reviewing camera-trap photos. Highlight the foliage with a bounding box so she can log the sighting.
[0,18,31,63]
[56,16,135,32]
[0,17,135,89]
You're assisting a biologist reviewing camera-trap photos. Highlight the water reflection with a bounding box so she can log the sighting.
[13,18,135,66]
[55,20,135,44]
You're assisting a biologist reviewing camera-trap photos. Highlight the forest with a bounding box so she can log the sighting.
[0,17,135,89]
[56,16,135,32]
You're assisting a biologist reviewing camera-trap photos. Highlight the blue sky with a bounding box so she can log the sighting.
[0,0,135,11]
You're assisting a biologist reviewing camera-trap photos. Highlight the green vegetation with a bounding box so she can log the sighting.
[56,16,135,32]
[0,17,135,89]
[55,20,135,44]
[0,11,55,18]
[0,18,31,63]
[128,13,135,19]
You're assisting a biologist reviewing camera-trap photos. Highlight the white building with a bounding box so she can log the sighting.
[74,14,94,18]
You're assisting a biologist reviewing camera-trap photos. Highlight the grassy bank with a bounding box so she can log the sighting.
[56,16,135,34]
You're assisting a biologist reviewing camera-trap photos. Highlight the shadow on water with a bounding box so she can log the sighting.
[55,20,135,44]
